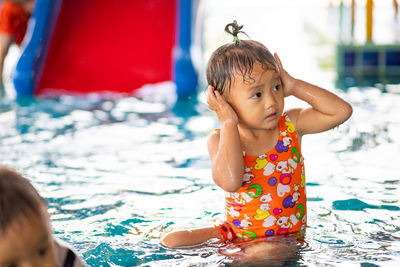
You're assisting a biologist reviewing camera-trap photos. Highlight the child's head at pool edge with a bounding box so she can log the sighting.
[0,165,57,266]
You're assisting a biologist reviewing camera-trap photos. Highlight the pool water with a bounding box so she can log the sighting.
[1,81,399,266]
[1,0,400,266]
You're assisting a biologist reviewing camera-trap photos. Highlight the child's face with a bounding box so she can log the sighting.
[0,212,56,267]
[226,63,284,130]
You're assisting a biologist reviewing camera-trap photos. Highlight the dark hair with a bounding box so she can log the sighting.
[206,21,277,95]
[0,166,46,234]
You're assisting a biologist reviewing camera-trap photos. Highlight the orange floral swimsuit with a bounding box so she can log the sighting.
[214,114,307,242]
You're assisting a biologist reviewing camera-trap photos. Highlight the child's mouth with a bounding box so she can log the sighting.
[265,113,277,120]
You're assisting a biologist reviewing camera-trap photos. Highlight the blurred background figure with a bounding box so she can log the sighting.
[0,0,35,97]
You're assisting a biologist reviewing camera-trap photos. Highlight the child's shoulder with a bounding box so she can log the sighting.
[283,108,301,121]
[54,238,86,266]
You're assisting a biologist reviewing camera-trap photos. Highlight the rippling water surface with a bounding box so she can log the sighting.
[1,0,400,266]
[1,83,399,266]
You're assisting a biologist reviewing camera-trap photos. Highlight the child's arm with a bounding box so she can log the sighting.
[274,53,353,136]
[207,86,244,192]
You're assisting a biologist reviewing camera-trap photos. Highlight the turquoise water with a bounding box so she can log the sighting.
[1,84,399,266]
[1,1,400,266]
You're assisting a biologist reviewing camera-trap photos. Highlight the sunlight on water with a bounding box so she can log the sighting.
[1,0,400,266]
[1,85,399,266]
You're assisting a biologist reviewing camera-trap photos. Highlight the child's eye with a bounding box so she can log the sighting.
[273,85,280,91]
[252,92,262,99]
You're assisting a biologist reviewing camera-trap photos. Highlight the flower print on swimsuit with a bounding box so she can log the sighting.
[229,192,248,206]
[243,172,254,184]
[260,193,272,203]
[241,215,253,229]
[244,166,253,173]
[284,120,295,133]
[277,216,291,229]
[277,182,290,197]
[233,216,252,229]
[228,206,240,217]
[273,208,283,215]
[243,166,255,185]
[283,194,296,208]
[279,117,295,137]
[268,176,278,186]
[227,192,239,201]
[254,154,268,169]
[276,161,291,174]
[263,162,275,176]
[288,205,306,229]
[283,114,295,131]
[232,219,241,228]
[289,214,300,227]
[255,194,272,220]
[292,184,301,202]
[293,184,300,191]
[240,192,255,204]
[254,208,270,220]
[213,114,308,242]
[299,157,306,188]
[276,140,289,153]
[260,203,271,211]
[269,154,278,161]
[288,158,298,170]
[263,215,277,228]
[282,137,292,147]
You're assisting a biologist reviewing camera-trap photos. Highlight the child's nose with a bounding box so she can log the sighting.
[264,94,277,110]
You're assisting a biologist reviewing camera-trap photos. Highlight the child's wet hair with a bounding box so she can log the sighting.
[207,21,277,95]
[0,166,46,234]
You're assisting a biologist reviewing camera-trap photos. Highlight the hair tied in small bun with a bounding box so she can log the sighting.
[224,20,249,42]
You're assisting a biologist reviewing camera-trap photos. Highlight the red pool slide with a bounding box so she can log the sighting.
[36,0,176,95]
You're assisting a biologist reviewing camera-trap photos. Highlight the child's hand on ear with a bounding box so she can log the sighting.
[274,53,298,97]
[207,86,238,125]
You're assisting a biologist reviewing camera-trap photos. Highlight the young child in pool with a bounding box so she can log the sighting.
[161,21,352,248]
[0,165,86,267]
